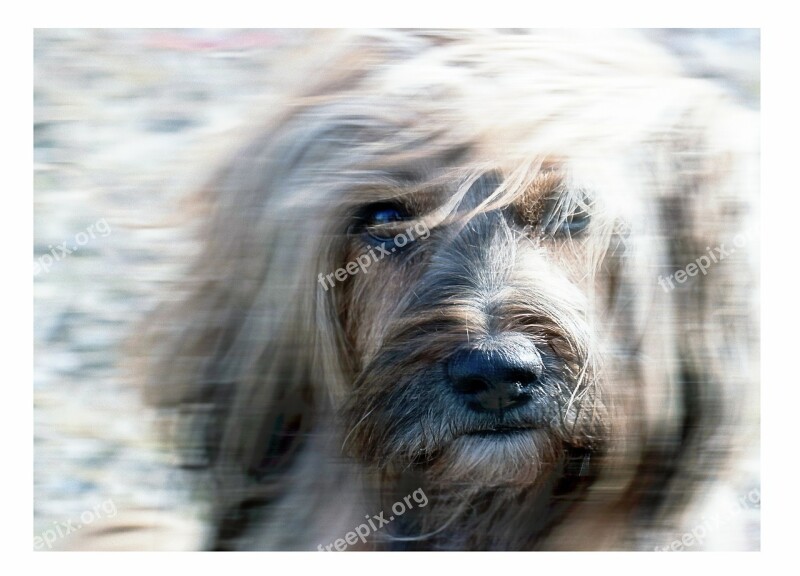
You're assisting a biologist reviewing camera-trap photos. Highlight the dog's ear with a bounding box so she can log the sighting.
[134,114,360,547]
[631,100,758,528]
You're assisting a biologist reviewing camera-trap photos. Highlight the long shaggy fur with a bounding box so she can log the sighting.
[138,29,758,550]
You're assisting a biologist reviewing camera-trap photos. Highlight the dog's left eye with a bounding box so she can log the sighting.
[541,195,591,238]
[559,207,590,235]
[353,202,411,243]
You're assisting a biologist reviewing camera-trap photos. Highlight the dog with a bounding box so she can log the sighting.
[138,29,758,550]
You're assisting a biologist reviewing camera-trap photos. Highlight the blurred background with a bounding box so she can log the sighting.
[32,29,760,550]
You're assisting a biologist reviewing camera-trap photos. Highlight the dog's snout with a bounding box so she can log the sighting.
[447,344,542,412]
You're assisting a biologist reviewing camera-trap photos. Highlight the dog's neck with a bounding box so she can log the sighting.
[367,448,597,551]
[214,427,606,551]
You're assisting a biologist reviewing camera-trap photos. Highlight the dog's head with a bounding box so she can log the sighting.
[337,166,610,492]
[140,30,757,549]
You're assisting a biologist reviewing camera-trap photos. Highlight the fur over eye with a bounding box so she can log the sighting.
[541,194,591,238]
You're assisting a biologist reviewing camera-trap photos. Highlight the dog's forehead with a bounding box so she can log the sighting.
[396,160,572,218]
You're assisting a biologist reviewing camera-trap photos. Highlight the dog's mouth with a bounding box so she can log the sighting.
[463,425,538,439]
[407,425,539,466]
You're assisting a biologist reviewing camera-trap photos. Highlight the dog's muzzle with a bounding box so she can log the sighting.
[446,334,543,413]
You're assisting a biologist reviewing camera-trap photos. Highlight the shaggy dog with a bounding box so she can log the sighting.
[140,29,758,550]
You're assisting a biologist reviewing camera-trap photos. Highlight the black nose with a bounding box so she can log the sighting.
[447,344,543,412]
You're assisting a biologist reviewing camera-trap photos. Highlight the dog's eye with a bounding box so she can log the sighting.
[353,202,411,243]
[541,194,591,238]
[560,207,590,235]
[369,205,406,227]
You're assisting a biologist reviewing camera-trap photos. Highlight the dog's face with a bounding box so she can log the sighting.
[141,30,757,550]
[338,167,610,490]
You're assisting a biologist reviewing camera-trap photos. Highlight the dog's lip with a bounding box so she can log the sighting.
[463,425,537,438]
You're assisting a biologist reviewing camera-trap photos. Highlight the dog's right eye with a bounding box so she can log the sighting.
[352,202,412,244]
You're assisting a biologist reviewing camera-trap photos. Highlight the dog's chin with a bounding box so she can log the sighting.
[423,427,560,488]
